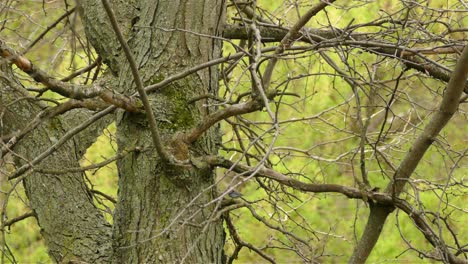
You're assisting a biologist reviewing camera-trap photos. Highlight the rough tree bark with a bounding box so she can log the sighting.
[79,0,226,262]
[2,0,226,263]
[2,1,466,263]
[0,64,113,262]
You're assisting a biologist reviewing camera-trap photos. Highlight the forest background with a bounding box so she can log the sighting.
[1,0,466,263]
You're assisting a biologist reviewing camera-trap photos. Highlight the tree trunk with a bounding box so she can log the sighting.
[1,0,226,262]
[0,64,113,262]
[79,0,226,262]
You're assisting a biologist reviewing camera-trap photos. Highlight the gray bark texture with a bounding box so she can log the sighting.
[1,0,226,262]
[0,65,113,262]
[79,0,226,263]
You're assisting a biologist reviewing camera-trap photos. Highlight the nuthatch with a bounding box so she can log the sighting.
[228,190,243,199]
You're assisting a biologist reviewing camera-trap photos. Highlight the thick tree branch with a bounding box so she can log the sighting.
[389,45,468,195]
[0,39,142,112]
[223,24,345,43]
[205,155,367,200]
[223,24,468,94]
[208,155,467,263]
[184,86,288,144]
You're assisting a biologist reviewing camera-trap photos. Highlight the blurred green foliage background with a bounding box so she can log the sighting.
[2,0,466,263]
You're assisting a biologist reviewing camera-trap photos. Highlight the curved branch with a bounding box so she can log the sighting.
[349,45,468,264]
[0,39,142,113]
[184,100,262,144]
[223,24,468,94]
[205,155,366,200]
[101,0,170,163]
[1,212,35,228]
[208,156,468,264]
[262,0,336,90]
[225,214,276,264]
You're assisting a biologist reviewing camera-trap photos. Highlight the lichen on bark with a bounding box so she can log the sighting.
[79,0,226,262]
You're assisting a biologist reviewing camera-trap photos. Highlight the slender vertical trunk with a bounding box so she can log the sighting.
[349,45,468,264]
[348,204,394,264]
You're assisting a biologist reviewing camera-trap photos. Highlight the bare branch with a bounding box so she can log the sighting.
[205,155,365,200]
[262,0,336,90]
[90,189,117,204]
[60,56,101,82]
[389,45,468,194]
[1,212,35,228]
[7,106,115,180]
[350,45,468,264]
[223,24,468,94]
[101,0,170,163]
[22,7,76,54]
[0,39,142,112]
[225,214,276,264]
[184,100,262,144]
